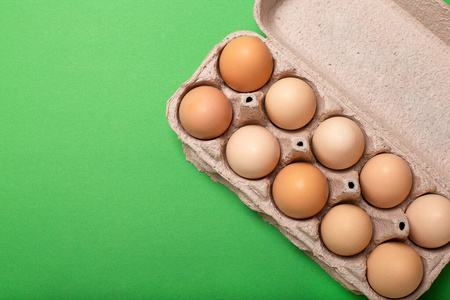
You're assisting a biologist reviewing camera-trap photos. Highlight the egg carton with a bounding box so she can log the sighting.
[166,0,450,299]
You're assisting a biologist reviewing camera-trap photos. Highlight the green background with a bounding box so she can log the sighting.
[1,0,449,299]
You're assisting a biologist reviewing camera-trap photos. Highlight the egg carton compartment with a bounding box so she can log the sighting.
[166,1,449,299]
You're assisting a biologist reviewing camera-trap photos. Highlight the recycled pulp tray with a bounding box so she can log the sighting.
[166,0,450,299]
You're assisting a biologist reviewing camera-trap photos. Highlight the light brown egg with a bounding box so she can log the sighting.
[406,194,450,248]
[265,77,316,130]
[312,117,365,170]
[360,153,412,208]
[367,242,423,298]
[320,204,373,256]
[226,125,280,179]
[219,36,273,92]
[272,162,329,219]
[178,86,232,140]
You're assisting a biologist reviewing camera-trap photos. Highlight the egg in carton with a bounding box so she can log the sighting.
[166,0,450,299]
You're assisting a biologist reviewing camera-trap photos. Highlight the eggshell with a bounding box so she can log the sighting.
[406,194,450,248]
[367,242,423,298]
[321,204,372,256]
[272,162,329,219]
[178,86,232,139]
[265,77,316,130]
[360,153,412,208]
[219,36,273,92]
[226,125,280,179]
[312,117,365,170]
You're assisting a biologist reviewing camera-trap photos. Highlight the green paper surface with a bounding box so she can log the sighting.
[1,0,449,299]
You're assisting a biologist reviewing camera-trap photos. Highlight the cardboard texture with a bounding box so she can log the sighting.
[166,0,449,299]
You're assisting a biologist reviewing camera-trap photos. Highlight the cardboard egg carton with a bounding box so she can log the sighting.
[166,0,450,299]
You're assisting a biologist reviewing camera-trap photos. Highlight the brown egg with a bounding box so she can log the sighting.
[360,153,412,208]
[312,117,365,170]
[406,194,450,248]
[226,125,280,179]
[367,242,423,298]
[272,162,329,219]
[265,77,316,130]
[321,204,373,256]
[219,36,273,92]
[178,86,232,140]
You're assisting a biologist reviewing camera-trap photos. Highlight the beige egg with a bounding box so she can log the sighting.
[178,86,233,140]
[312,117,365,170]
[367,242,423,298]
[360,153,412,208]
[272,162,329,219]
[226,125,280,179]
[219,36,273,92]
[265,77,316,130]
[320,204,372,256]
[406,194,450,248]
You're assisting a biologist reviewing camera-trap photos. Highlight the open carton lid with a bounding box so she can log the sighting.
[254,0,450,188]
